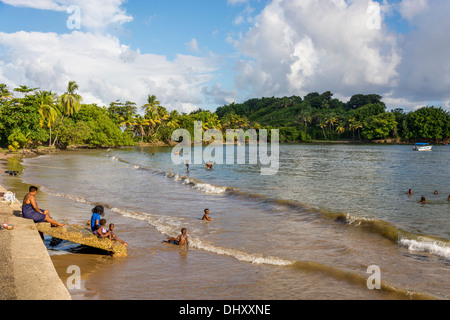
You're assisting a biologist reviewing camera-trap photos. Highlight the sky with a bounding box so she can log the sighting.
[0,0,449,114]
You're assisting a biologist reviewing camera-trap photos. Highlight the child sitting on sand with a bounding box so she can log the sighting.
[108,223,128,246]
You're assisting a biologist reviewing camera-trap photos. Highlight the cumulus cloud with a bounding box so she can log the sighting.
[233,0,400,101]
[0,31,218,113]
[394,0,450,106]
[231,0,449,110]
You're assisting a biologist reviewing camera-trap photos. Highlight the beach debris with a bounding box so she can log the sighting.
[2,191,16,204]
[1,223,14,230]
[4,171,19,176]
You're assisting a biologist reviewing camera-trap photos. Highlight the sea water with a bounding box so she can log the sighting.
[3,144,449,300]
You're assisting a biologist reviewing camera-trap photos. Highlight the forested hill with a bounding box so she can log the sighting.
[216,92,450,142]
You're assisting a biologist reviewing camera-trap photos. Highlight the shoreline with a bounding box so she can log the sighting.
[0,152,71,300]
[0,179,71,300]
[0,152,107,300]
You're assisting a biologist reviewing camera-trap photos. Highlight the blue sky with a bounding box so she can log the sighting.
[0,0,449,113]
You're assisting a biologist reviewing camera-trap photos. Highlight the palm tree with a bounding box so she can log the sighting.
[36,90,60,146]
[58,81,82,116]
[319,120,328,140]
[299,111,312,134]
[166,110,180,130]
[145,108,162,140]
[153,105,170,138]
[325,114,338,139]
[335,121,346,140]
[349,119,362,140]
[119,114,135,132]
[133,115,150,143]
[141,95,161,114]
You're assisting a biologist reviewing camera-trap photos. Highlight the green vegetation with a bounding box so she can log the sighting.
[1,82,448,152]
[216,92,449,142]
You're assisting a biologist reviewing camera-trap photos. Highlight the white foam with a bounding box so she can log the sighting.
[399,238,450,260]
[111,207,294,267]
[191,239,294,266]
[40,186,90,204]
[192,183,227,194]
[346,213,375,226]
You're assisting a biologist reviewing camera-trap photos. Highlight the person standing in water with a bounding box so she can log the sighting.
[186,160,191,172]
[22,186,66,227]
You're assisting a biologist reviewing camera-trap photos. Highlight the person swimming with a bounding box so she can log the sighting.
[205,161,214,170]
[419,196,426,204]
[407,189,413,195]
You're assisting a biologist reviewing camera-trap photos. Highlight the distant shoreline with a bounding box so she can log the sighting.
[0,136,448,159]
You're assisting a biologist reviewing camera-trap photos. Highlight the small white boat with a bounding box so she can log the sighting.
[413,143,432,151]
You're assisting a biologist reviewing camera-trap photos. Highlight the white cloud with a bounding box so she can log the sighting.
[394,0,450,107]
[234,0,400,98]
[230,0,449,111]
[227,0,248,6]
[0,31,218,113]
[0,0,133,31]
[0,0,66,11]
[399,0,429,20]
[186,38,200,53]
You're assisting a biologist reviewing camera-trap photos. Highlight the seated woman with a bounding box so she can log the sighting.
[90,205,105,232]
[22,186,66,227]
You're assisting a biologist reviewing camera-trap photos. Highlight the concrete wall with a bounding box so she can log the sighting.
[0,185,71,300]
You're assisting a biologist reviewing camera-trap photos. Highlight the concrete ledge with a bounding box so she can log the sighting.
[0,185,71,300]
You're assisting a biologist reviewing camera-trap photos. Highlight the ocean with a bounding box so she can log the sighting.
[1,143,449,300]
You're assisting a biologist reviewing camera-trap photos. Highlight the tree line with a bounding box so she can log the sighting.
[1,83,448,151]
[216,92,450,142]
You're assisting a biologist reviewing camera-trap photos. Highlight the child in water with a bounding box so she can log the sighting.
[109,223,128,246]
[206,161,214,170]
[164,228,189,246]
[202,209,211,221]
